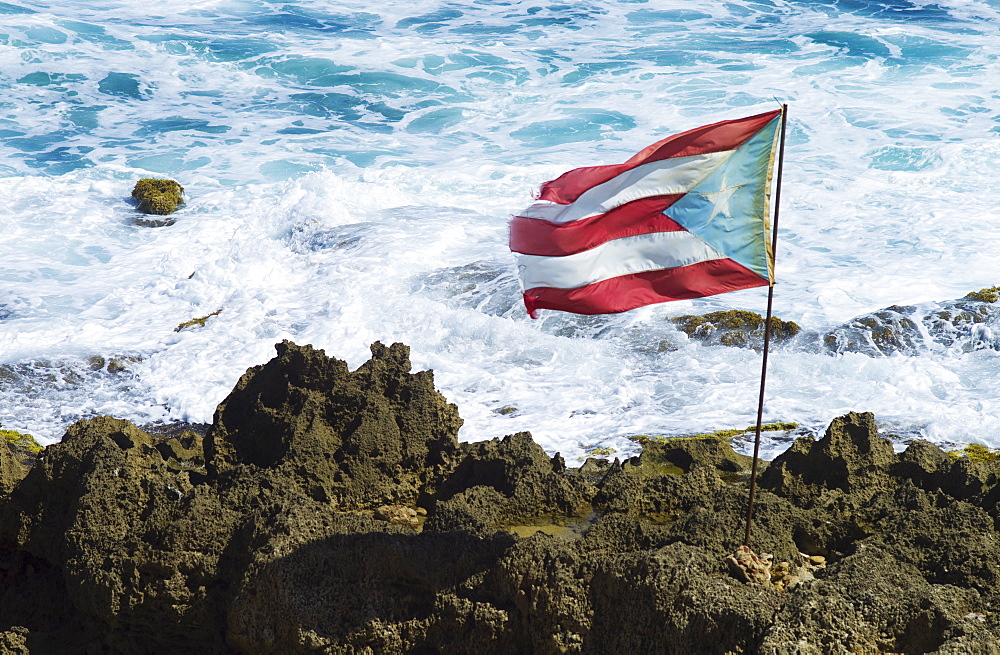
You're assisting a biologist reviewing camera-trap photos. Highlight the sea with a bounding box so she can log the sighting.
[2,0,1000,463]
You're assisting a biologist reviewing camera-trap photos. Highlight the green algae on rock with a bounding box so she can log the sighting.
[175,309,222,332]
[131,177,184,215]
[618,433,754,478]
[945,442,1000,463]
[629,421,798,446]
[963,285,1000,303]
[0,428,42,495]
[1,428,42,457]
[671,309,801,349]
[584,445,616,458]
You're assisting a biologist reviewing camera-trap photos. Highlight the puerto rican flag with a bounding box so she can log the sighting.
[510,109,784,318]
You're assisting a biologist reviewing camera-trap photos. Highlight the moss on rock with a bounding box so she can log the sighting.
[1,428,42,456]
[630,422,798,446]
[131,178,184,215]
[946,443,1000,463]
[963,286,1000,303]
[175,309,222,332]
[671,310,801,349]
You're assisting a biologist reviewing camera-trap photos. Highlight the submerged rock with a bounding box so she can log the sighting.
[821,289,1000,356]
[671,309,801,349]
[2,343,1000,652]
[673,286,1000,357]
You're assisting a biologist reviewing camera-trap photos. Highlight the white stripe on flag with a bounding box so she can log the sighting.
[517,231,726,290]
[517,150,734,225]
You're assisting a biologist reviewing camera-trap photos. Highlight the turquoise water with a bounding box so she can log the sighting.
[1,0,1000,460]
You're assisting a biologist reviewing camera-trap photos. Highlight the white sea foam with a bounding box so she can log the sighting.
[1,0,1000,462]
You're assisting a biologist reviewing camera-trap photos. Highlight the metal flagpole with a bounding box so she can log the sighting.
[743,104,788,548]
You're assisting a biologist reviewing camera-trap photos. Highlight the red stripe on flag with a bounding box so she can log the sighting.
[510,195,686,257]
[537,109,781,205]
[522,259,769,317]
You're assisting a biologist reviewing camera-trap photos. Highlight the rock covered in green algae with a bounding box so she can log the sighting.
[5,344,1000,653]
[131,178,184,215]
[671,309,801,349]
[963,285,1000,303]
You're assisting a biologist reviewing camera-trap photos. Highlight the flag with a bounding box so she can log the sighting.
[510,108,784,318]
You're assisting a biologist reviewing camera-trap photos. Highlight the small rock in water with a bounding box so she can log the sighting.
[131,178,184,215]
[726,545,773,586]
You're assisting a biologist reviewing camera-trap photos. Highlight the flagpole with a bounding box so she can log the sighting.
[743,104,788,548]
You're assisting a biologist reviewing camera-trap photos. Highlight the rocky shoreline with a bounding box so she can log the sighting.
[2,341,1000,653]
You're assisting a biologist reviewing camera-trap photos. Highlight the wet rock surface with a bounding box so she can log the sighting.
[131,178,184,216]
[2,341,1000,653]
[674,286,1000,357]
[671,310,801,349]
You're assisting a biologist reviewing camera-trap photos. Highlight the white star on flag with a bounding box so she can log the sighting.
[700,173,744,225]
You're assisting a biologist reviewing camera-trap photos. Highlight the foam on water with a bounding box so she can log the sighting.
[2,0,1000,461]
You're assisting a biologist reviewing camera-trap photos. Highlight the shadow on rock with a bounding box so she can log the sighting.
[2,342,1000,653]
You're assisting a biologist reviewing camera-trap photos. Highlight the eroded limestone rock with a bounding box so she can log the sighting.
[1,344,1000,653]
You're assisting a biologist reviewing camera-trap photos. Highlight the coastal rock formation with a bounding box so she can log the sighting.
[0,441,28,497]
[672,285,1000,357]
[671,310,801,349]
[205,339,463,509]
[2,341,1000,652]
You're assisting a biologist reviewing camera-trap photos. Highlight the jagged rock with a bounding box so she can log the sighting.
[588,542,782,654]
[0,441,27,497]
[205,340,463,509]
[4,342,1000,652]
[893,438,953,489]
[758,411,895,506]
[487,536,591,653]
[154,430,206,472]
[0,342,472,652]
[577,456,611,483]
[426,432,593,535]
[625,435,753,475]
[0,416,226,651]
[226,521,518,653]
[760,545,991,654]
